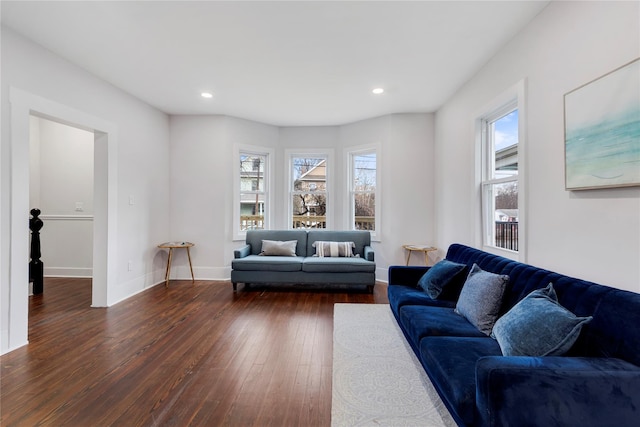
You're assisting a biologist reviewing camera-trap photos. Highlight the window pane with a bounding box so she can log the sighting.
[291,156,327,229]
[491,181,518,251]
[292,194,326,229]
[240,193,265,231]
[292,157,326,190]
[240,154,266,191]
[353,153,376,191]
[239,152,267,231]
[354,192,375,230]
[492,110,518,178]
[352,152,376,231]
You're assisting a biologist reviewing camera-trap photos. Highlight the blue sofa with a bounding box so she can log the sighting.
[388,243,640,427]
[231,229,375,291]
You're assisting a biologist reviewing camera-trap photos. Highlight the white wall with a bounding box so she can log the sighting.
[341,114,436,273]
[435,1,640,292]
[1,27,171,354]
[30,116,94,277]
[168,115,280,281]
[169,113,435,282]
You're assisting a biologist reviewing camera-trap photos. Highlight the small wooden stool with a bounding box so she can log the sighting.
[158,242,195,287]
[402,245,437,266]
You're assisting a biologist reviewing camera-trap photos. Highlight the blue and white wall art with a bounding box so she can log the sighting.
[565,58,640,190]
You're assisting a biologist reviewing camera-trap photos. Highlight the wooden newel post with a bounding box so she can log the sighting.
[29,208,44,294]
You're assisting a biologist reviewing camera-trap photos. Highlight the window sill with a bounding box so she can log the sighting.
[482,245,519,261]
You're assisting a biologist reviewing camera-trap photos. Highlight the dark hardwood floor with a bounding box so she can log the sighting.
[1,278,388,426]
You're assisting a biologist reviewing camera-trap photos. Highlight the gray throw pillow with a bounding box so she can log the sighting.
[417,259,467,300]
[455,263,509,335]
[492,283,593,356]
[260,240,297,256]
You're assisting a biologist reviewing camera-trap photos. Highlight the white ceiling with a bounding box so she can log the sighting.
[1,1,549,126]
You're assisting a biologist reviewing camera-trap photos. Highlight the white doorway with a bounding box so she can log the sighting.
[7,88,117,352]
[29,116,95,284]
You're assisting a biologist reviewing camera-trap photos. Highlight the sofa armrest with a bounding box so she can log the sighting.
[234,244,251,259]
[476,356,640,427]
[364,245,375,262]
[388,265,429,287]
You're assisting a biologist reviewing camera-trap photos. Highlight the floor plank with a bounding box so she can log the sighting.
[1,278,388,426]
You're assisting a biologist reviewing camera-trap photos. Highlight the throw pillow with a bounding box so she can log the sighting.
[260,240,297,256]
[312,241,356,258]
[417,260,468,300]
[455,263,509,335]
[492,283,593,356]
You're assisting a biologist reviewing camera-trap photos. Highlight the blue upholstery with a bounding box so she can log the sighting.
[388,243,640,426]
[244,229,308,256]
[231,229,375,291]
[231,255,304,272]
[302,256,375,273]
[421,337,502,426]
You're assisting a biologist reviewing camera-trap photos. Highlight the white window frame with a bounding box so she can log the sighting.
[475,80,527,261]
[234,144,274,240]
[285,149,334,230]
[346,144,381,241]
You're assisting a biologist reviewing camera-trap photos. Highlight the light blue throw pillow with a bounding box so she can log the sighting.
[492,283,593,356]
[455,263,509,335]
[417,259,467,300]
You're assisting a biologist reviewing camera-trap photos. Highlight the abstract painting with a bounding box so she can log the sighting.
[564,58,640,190]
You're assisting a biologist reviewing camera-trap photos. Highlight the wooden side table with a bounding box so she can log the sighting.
[402,245,437,266]
[158,242,195,287]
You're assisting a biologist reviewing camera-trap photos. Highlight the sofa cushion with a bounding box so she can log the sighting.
[420,336,502,426]
[492,283,593,356]
[312,241,356,257]
[398,305,486,351]
[231,255,303,272]
[302,257,375,273]
[417,259,467,300]
[260,240,297,256]
[455,263,509,335]
[388,285,456,318]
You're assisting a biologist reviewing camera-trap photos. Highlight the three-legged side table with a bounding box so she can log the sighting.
[402,244,437,266]
[158,241,195,287]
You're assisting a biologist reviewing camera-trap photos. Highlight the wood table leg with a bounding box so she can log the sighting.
[186,247,195,282]
[165,247,173,287]
[405,249,412,266]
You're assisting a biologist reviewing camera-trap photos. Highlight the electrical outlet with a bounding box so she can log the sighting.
[75,202,84,212]
[128,261,133,271]
[129,195,135,206]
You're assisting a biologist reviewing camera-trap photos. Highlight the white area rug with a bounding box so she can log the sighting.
[332,303,457,427]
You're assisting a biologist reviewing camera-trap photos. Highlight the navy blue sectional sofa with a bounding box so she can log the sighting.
[231,229,375,291]
[388,243,640,427]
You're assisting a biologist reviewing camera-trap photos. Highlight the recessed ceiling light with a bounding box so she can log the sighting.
[201,92,213,98]
[372,88,384,95]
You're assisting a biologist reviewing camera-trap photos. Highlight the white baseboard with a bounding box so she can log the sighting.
[168,265,231,281]
[44,267,92,278]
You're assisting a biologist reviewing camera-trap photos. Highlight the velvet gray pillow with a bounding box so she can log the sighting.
[417,260,467,300]
[492,283,593,356]
[260,240,297,256]
[455,263,509,335]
